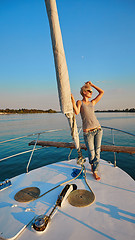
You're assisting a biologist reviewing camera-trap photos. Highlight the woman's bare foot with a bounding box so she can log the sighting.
[93,172,101,181]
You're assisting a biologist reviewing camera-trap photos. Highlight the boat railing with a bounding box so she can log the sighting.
[0,126,135,173]
[0,129,65,173]
[101,126,135,167]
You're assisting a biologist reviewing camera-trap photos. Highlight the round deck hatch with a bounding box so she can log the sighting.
[14,187,40,202]
[68,189,95,207]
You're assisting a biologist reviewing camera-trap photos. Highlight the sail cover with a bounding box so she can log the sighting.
[45,0,80,150]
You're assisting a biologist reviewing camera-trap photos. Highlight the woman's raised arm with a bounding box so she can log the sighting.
[85,81,104,105]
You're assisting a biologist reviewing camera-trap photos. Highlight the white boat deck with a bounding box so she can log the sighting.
[0,158,135,240]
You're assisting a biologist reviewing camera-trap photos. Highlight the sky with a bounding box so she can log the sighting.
[0,0,135,111]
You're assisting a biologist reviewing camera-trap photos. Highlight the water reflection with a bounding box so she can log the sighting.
[0,113,135,181]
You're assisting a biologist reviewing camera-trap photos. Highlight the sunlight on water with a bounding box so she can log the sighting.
[0,113,135,181]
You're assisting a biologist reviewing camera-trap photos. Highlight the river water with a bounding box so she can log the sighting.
[0,112,135,181]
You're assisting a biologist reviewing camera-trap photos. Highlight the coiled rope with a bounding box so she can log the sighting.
[83,165,95,196]
[32,163,84,201]
[30,162,95,202]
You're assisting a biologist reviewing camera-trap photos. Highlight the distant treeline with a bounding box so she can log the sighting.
[96,108,135,112]
[0,108,57,114]
[0,108,135,114]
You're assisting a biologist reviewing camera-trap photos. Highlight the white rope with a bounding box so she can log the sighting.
[36,164,84,200]
[29,163,95,204]
[83,165,95,195]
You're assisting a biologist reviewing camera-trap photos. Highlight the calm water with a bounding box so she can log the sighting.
[0,112,135,181]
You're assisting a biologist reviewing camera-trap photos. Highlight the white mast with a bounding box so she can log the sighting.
[45,0,83,160]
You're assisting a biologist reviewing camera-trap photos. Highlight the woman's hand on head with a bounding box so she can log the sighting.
[85,81,92,86]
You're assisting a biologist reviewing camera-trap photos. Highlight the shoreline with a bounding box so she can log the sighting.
[0,112,60,115]
[0,109,59,114]
[0,108,135,114]
[0,111,135,115]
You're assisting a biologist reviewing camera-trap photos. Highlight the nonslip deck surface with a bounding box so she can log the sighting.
[0,159,135,240]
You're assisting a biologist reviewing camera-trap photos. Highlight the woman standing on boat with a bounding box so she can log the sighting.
[71,81,104,180]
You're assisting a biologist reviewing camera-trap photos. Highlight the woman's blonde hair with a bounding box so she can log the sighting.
[80,84,92,96]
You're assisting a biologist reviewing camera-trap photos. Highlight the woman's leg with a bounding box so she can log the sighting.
[83,129,103,180]
[93,128,103,173]
[83,131,95,165]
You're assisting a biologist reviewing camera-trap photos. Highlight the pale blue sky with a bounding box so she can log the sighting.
[0,0,135,110]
